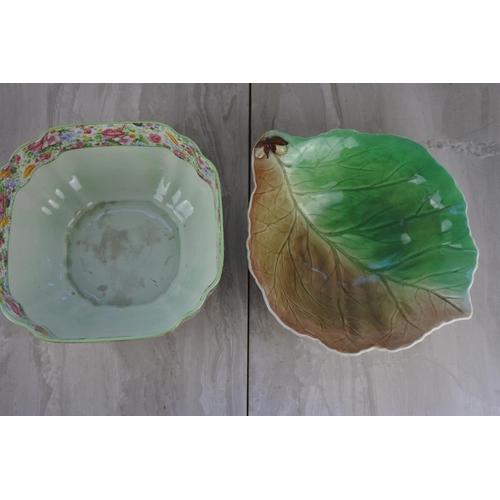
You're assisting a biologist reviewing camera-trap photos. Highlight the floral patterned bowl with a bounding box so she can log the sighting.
[0,122,223,341]
[248,129,478,354]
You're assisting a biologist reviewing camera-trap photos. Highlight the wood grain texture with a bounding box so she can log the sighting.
[249,83,500,415]
[0,83,248,415]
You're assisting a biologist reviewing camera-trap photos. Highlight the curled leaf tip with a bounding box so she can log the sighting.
[254,135,289,159]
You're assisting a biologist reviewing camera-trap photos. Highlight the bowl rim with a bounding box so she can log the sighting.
[0,120,224,342]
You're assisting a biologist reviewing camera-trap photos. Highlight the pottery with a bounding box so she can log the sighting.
[248,129,478,354]
[0,122,223,341]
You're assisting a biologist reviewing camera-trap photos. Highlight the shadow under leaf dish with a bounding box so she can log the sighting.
[248,130,478,354]
[0,122,223,342]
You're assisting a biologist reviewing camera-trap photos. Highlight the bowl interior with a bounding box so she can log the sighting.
[8,146,218,340]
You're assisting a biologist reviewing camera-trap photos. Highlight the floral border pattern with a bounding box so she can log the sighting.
[0,122,222,338]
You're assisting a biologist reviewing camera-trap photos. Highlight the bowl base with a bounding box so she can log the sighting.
[66,200,180,307]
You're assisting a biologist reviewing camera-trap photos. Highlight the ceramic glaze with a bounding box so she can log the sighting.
[248,129,478,354]
[67,200,181,306]
[0,122,223,342]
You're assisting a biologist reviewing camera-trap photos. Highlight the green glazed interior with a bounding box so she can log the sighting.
[0,122,223,342]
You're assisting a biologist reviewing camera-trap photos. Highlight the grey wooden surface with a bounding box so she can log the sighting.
[1,83,499,415]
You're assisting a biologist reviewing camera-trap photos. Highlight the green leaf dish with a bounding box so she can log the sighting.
[248,130,478,354]
[0,122,223,342]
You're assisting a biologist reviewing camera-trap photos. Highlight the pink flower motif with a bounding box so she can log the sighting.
[47,134,59,145]
[0,192,8,218]
[71,141,84,149]
[6,297,23,318]
[26,133,60,152]
[174,150,187,159]
[149,133,161,144]
[14,154,21,164]
[27,135,48,152]
[84,127,93,134]
[102,129,126,139]
[39,153,52,160]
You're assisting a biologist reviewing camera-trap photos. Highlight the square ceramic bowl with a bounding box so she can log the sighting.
[0,122,223,342]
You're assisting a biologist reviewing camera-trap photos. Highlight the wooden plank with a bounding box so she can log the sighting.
[249,83,500,415]
[0,83,249,415]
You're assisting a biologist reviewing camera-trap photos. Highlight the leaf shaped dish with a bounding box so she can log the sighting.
[248,129,478,354]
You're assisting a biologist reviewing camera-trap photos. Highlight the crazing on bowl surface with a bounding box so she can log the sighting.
[248,129,478,354]
[0,122,223,342]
